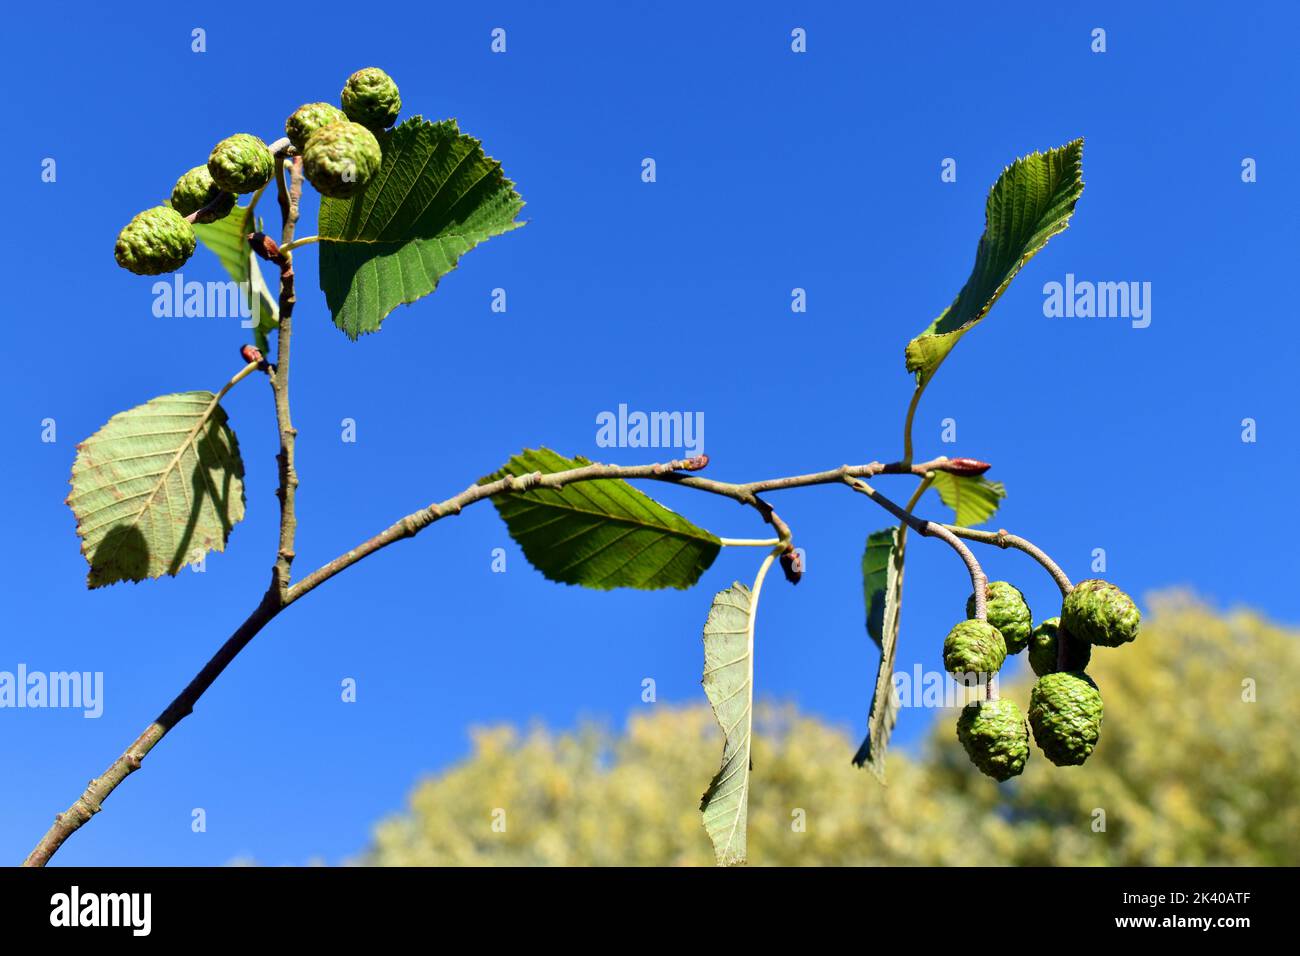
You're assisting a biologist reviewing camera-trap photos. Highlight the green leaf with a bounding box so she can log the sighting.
[700,582,755,866]
[905,139,1084,384]
[930,471,1007,527]
[191,203,278,352]
[853,527,906,779]
[485,448,720,590]
[67,392,246,588]
[861,527,901,648]
[318,117,526,339]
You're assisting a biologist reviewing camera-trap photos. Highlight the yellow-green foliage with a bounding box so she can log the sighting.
[364,595,1299,866]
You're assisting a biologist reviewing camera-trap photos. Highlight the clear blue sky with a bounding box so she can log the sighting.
[3,1,1296,865]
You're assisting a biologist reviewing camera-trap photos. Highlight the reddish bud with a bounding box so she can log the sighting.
[240,344,264,365]
[247,232,282,262]
[680,454,710,472]
[937,457,991,477]
[779,546,804,585]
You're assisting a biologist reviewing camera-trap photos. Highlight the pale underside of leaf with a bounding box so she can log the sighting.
[486,448,720,590]
[67,392,246,588]
[318,116,526,339]
[191,203,278,352]
[853,528,905,779]
[905,139,1084,385]
[700,582,755,865]
[929,471,1007,528]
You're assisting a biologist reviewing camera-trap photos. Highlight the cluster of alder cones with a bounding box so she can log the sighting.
[945,579,1140,780]
[113,68,402,276]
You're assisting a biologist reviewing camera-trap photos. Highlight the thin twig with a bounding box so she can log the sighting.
[942,525,1074,597]
[267,156,303,595]
[287,459,943,604]
[21,592,280,868]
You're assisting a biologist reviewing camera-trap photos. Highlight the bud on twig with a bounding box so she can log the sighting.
[779,545,804,585]
[935,457,992,477]
[240,344,264,366]
[680,454,710,472]
[247,232,284,263]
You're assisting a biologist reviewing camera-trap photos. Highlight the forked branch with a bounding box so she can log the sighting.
[23,451,977,865]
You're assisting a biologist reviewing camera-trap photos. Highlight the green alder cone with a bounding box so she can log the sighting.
[208,134,275,194]
[956,698,1030,782]
[303,121,382,199]
[286,101,347,152]
[113,206,196,275]
[170,165,235,220]
[943,619,1007,686]
[1028,671,1103,766]
[340,67,401,129]
[967,581,1033,654]
[1062,579,1141,647]
[1028,617,1092,677]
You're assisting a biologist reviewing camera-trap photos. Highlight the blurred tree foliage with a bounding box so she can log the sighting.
[364,595,1298,865]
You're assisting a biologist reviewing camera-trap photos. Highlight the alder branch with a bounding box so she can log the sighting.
[287,457,948,604]
[262,155,304,596]
[21,452,959,866]
[22,594,281,867]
